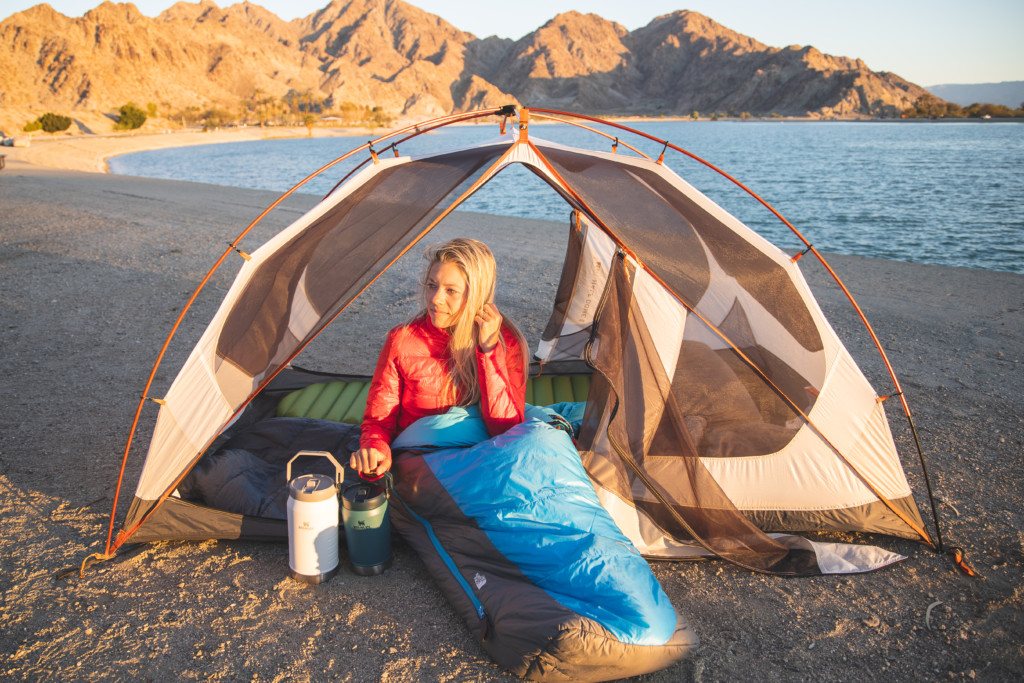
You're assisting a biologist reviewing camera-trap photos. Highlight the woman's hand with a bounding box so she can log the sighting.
[475,302,502,352]
[350,447,389,477]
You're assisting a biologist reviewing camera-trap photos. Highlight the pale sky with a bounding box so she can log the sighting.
[4,0,1022,86]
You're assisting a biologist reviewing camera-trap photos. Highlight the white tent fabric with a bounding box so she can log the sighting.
[136,153,415,500]
[117,119,930,574]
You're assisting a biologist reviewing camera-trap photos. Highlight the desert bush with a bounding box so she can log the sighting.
[39,112,73,132]
[24,112,72,133]
[115,102,148,130]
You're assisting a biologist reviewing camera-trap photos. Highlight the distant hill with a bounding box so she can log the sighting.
[925,81,1024,108]
[0,0,936,131]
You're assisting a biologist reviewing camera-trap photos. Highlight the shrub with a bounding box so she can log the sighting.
[39,112,73,132]
[23,112,72,133]
[115,102,148,130]
[963,102,1020,118]
[368,105,393,128]
[902,95,964,119]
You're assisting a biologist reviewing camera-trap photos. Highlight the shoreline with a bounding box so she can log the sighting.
[7,115,1022,178]
[1,124,379,174]
[0,165,1021,681]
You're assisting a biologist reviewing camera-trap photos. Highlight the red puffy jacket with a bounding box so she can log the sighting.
[359,316,527,470]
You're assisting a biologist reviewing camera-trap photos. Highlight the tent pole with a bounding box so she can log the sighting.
[526,108,947,552]
[525,136,935,548]
[106,157,365,553]
[108,108,515,551]
[907,410,944,551]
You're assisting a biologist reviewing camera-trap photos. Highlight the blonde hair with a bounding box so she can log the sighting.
[419,238,527,406]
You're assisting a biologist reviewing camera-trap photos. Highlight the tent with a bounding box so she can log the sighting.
[103,107,942,576]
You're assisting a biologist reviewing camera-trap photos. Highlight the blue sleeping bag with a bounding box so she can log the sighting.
[389,406,696,681]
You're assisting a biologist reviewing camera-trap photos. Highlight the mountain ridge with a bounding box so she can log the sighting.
[0,0,935,130]
[925,81,1024,108]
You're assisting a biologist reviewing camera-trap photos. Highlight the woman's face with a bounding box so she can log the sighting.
[426,261,468,329]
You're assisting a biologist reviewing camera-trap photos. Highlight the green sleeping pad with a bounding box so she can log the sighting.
[277,380,369,424]
[277,374,591,424]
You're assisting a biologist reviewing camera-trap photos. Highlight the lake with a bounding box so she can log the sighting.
[109,119,1024,274]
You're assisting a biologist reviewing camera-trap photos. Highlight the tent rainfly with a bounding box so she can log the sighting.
[101,107,959,578]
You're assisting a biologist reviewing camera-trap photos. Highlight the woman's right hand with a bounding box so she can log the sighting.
[475,302,502,352]
[350,447,389,478]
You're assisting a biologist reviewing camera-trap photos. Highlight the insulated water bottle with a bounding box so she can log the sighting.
[341,480,391,575]
[286,451,344,584]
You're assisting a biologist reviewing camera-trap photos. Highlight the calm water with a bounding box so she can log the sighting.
[109,121,1024,273]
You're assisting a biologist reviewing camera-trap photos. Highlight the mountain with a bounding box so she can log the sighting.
[925,81,1024,108]
[0,1,318,113]
[479,10,929,118]
[291,0,512,116]
[0,0,935,131]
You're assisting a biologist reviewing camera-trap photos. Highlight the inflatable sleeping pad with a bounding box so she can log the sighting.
[275,374,592,424]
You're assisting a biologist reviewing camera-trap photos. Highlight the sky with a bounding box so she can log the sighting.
[4,0,1023,86]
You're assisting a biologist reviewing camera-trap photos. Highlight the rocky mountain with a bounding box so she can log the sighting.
[0,1,319,114]
[0,0,933,126]
[291,0,512,116]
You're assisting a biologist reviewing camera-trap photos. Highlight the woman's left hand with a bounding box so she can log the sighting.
[475,302,502,352]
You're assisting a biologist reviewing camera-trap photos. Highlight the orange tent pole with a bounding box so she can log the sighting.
[111,116,524,550]
[526,108,943,550]
[523,136,935,548]
[104,107,512,554]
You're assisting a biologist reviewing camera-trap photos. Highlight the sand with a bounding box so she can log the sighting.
[0,124,394,174]
[0,143,1022,682]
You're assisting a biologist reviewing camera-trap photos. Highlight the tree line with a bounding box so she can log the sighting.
[902,95,1024,119]
[25,92,1021,133]
[22,91,395,134]
[177,90,394,132]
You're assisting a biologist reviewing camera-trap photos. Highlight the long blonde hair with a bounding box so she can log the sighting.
[419,238,527,406]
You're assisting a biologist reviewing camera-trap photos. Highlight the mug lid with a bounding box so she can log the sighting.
[342,483,387,510]
[289,473,338,502]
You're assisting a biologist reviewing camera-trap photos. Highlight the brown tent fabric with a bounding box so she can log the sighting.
[114,114,930,578]
[216,147,507,380]
[123,144,507,535]
[538,144,824,353]
[578,256,822,574]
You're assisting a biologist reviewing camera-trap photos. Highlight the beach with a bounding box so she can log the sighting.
[1,140,1022,681]
[0,124,397,174]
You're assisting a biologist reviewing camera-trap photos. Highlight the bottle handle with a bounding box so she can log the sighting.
[286,450,344,489]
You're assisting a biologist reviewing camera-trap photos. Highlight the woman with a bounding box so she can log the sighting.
[350,238,528,478]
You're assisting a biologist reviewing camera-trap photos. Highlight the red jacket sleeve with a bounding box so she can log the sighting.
[359,326,404,462]
[476,325,527,437]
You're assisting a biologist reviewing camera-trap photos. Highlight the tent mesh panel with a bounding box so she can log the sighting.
[216,145,507,381]
[579,256,821,574]
[540,145,824,353]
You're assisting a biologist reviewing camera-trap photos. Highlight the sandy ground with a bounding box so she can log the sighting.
[0,123,404,174]
[1,150,1022,682]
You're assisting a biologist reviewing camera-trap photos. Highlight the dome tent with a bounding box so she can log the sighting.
[100,107,947,679]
